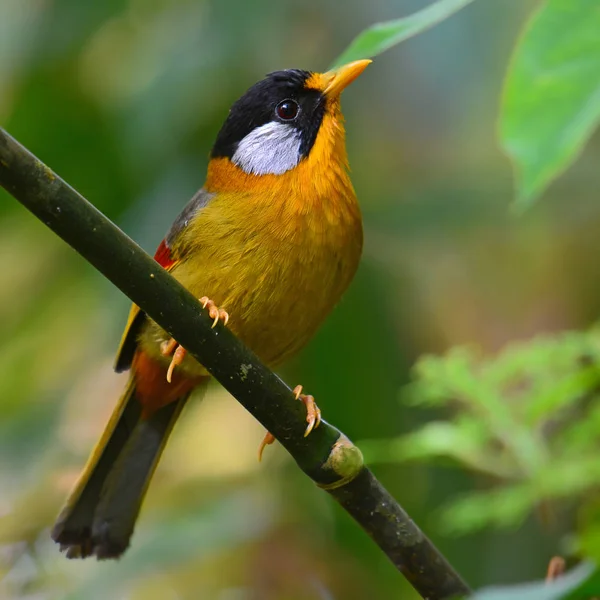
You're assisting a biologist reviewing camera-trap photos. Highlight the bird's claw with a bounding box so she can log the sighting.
[161,296,229,382]
[292,385,322,437]
[258,432,275,462]
[200,296,229,329]
[258,384,322,460]
[160,340,187,383]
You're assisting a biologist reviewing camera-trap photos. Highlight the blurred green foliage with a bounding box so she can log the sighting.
[362,329,600,543]
[336,0,600,209]
[2,0,600,598]
[500,0,600,208]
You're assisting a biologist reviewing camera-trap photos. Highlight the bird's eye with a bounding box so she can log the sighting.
[276,100,299,121]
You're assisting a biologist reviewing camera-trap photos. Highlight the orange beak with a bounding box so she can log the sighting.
[322,59,372,98]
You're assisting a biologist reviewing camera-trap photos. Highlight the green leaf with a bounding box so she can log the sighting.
[361,418,516,479]
[331,0,479,68]
[500,0,600,209]
[439,485,536,535]
[469,562,600,599]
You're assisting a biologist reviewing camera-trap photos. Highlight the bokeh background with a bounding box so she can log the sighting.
[1,0,599,598]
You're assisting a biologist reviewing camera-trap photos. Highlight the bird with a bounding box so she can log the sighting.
[51,59,370,559]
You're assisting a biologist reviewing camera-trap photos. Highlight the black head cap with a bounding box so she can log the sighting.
[211,69,325,161]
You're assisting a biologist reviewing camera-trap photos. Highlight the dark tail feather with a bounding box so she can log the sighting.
[52,377,198,559]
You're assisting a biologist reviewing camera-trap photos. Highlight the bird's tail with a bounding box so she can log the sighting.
[52,370,206,559]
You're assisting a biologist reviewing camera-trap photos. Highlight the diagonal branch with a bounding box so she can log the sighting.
[0,127,471,600]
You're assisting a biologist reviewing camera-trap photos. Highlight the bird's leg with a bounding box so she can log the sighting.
[257,384,322,460]
[160,296,229,383]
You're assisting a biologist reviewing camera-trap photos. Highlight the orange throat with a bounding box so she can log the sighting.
[205,107,357,218]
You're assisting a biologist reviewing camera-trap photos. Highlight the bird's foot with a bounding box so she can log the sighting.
[257,384,321,461]
[160,296,229,383]
[160,338,187,383]
[199,296,230,329]
[293,384,322,437]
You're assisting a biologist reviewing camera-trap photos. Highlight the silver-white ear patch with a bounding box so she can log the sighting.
[232,121,301,175]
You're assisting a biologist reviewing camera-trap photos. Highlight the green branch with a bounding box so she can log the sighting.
[0,127,470,600]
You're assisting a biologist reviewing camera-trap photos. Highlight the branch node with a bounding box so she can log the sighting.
[319,435,364,490]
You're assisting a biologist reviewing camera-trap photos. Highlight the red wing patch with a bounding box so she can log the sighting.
[114,239,178,372]
[154,239,177,270]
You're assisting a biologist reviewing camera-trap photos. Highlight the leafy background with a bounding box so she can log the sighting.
[1,0,600,598]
